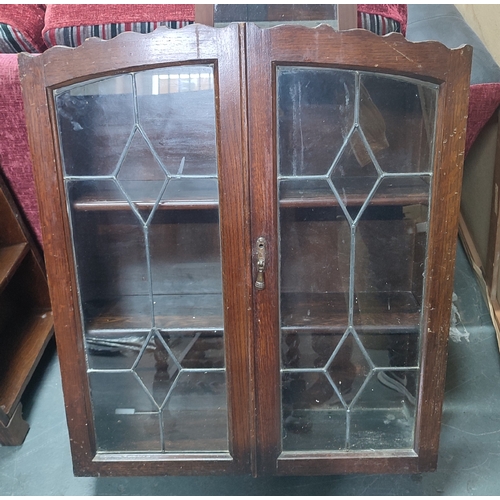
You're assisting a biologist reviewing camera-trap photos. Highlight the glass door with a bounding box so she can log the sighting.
[55,65,229,453]
[277,67,437,453]
[246,23,469,475]
[21,23,253,475]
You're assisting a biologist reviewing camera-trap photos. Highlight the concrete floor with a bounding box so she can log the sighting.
[1,240,500,495]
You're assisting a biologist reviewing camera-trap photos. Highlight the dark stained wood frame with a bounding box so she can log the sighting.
[245,24,472,475]
[18,23,471,477]
[19,24,254,476]
[484,112,500,296]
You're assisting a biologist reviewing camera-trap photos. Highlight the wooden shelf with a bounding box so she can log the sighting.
[69,176,430,212]
[0,243,29,294]
[85,293,224,332]
[82,291,420,336]
[0,173,54,445]
[71,178,219,212]
[280,176,431,209]
[0,308,53,416]
[281,291,421,335]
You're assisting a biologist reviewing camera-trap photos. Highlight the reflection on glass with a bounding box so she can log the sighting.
[163,371,228,452]
[56,74,134,177]
[350,370,418,450]
[214,4,338,29]
[278,66,437,452]
[277,67,355,176]
[359,74,437,174]
[89,371,161,452]
[56,65,228,454]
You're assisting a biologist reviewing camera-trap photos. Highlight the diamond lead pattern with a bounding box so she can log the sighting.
[62,66,227,453]
[281,68,435,452]
[116,129,169,224]
[134,329,180,408]
[329,128,380,222]
[325,330,372,406]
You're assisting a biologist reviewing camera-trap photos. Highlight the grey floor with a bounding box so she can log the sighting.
[1,240,500,495]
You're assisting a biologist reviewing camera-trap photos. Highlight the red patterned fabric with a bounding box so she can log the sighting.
[0,4,46,52]
[43,20,193,48]
[0,54,42,246]
[358,4,407,35]
[43,4,195,47]
[43,4,195,31]
[466,83,500,157]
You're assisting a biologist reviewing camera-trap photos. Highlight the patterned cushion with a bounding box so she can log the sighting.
[358,4,408,36]
[466,84,500,156]
[43,4,195,48]
[0,54,43,245]
[358,12,402,36]
[0,4,46,53]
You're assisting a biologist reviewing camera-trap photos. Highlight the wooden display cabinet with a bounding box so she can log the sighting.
[0,173,53,445]
[19,24,471,476]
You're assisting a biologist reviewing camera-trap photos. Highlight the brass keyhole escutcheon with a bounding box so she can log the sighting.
[255,237,266,290]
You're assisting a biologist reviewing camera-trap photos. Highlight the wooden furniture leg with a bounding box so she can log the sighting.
[0,402,29,446]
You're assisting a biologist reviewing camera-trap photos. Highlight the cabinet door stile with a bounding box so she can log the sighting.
[246,26,282,475]
[413,46,472,471]
[19,54,98,472]
[215,23,255,472]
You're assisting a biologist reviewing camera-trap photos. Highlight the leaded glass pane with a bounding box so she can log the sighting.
[55,65,228,454]
[136,66,217,176]
[359,74,437,174]
[277,67,355,177]
[89,371,161,452]
[55,74,134,177]
[282,371,345,451]
[349,369,418,450]
[162,371,228,451]
[277,65,437,453]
